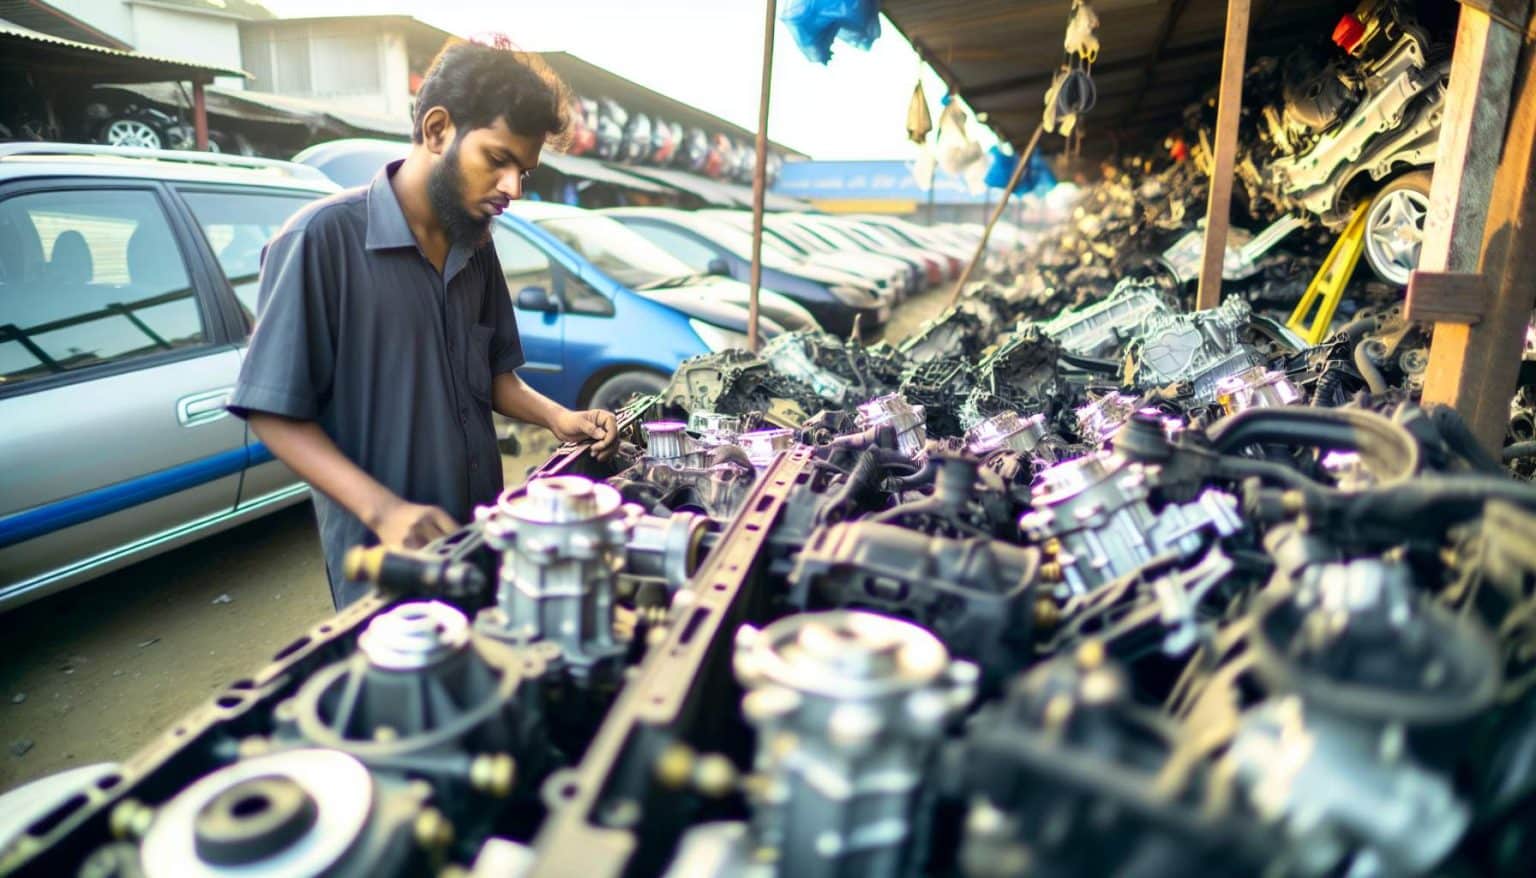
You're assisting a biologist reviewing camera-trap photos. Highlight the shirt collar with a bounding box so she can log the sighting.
[365,159,477,284]
[364,160,416,251]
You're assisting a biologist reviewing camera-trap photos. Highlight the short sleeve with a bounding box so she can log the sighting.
[227,226,335,421]
[482,244,525,376]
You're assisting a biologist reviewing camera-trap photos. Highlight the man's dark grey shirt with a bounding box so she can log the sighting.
[229,160,524,606]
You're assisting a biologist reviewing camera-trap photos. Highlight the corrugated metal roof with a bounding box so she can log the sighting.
[881,0,1346,154]
[0,0,131,49]
[0,22,249,81]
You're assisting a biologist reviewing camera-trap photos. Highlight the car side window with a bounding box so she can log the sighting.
[626,223,720,272]
[491,224,554,295]
[181,189,317,323]
[0,188,204,390]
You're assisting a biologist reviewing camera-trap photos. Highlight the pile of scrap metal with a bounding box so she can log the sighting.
[9,291,1536,878]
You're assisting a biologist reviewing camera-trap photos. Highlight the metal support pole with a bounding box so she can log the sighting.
[747,0,777,353]
[192,78,209,151]
[1413,3,1536,453]
[947,122,1042,307]
[1194,0,1251,310]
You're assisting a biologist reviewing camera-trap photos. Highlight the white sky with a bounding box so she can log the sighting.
[258,0,999,160]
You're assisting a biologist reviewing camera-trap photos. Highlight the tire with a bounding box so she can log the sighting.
[585,369,669,413]
[97,117,165,150]
[1362,170,1431,286]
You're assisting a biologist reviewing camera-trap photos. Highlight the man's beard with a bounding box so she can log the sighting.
[427,139,492,248]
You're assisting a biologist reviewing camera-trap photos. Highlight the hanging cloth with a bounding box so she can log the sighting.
[906,80,933,144]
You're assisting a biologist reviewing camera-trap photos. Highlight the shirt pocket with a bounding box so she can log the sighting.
[465,324,495,404]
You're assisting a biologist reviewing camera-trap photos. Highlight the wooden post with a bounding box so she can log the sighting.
[1194,0,1251,310]
[947,122,1043,307]
[747,0,777,353]
[1414,4,1536,453]
[192,78,209,151]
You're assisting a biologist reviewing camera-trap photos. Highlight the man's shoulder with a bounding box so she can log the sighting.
[275,186,369,242]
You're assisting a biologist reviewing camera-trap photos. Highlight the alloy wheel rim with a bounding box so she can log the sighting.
[1365,187,1429,286]
[104,119,162,149]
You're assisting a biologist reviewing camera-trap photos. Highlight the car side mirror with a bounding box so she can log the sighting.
[705,257,730,276]
[516,286,557,312]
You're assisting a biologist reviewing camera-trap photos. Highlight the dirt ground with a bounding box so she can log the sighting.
[0,284,952,794]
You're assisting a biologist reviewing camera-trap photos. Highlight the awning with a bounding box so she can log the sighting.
[0,23,248,83]
[105,83,411,138]
[612,164,748,208]
[541,153,672,194]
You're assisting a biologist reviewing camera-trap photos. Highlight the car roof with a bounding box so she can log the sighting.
[0,143,337,193]
[505,201,589,221]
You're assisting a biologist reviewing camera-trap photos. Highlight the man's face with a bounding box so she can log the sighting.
[426,116,543,246]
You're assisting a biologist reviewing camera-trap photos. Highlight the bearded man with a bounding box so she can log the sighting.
[229,40,617,608]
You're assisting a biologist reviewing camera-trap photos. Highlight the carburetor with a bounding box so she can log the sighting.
[733,611,977,878]
[1019,452,1243,596]
[856,393,929,460]
[964,410,1048,457]
[474,476,636,678]
[1216,366,1303,415]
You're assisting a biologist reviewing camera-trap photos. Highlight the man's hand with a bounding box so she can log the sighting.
[370,498,458,549]
[551,409,619,459]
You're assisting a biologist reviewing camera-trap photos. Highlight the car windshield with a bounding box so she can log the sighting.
[534,214,694,288]
[681,215,801,270]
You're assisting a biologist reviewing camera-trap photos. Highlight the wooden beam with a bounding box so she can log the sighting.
[1421,1,1536,452]
[1195,0,1251,310]
[747,0,776,353]
[1405,271,1490,325]
[192,78,208,151]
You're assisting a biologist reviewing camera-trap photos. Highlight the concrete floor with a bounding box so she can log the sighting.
[0,284,952,794]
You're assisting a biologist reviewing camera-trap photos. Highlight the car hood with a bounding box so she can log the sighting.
[632,284,788,337]
[661,276,820,332]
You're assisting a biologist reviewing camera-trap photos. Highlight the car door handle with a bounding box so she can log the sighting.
[177,388,233,426]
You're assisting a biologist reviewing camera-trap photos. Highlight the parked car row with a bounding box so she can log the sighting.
[0,139,1014,610]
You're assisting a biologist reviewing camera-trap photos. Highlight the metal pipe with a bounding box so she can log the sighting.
[747,0,778,353]
[947,121,1043,308]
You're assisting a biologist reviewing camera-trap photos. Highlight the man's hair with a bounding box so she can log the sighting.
[412,38,570,146]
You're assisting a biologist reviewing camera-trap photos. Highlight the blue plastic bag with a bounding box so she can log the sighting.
[780,0,882,64]
[984,147,1058,197]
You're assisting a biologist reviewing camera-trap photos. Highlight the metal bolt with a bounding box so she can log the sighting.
[654,743,696,788]
[414,808,454,849]
[236,735,270,759]
[693,754,738,797]
[109,799,154,840]
[470,753,516,798]
[1075,639,1106,670]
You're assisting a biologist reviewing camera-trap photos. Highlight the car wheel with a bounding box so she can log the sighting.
[1363,170,1431,286]
[586,369,669,413]
[98,117,164,149]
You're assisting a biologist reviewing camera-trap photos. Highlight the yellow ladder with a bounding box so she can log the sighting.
[1286,202,1370,346]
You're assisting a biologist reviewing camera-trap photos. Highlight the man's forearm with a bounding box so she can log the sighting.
[491,372,567,429]
[248,413,398,529]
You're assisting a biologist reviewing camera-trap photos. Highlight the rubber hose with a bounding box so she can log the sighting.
[1424,404,1506,474]
[1353,339,1389,395]
[1502,441,1536,462]
[1337,315,1379,343]
[895,456,941,490]
[1205,407,1419,486]
[1310,369,1342,407]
